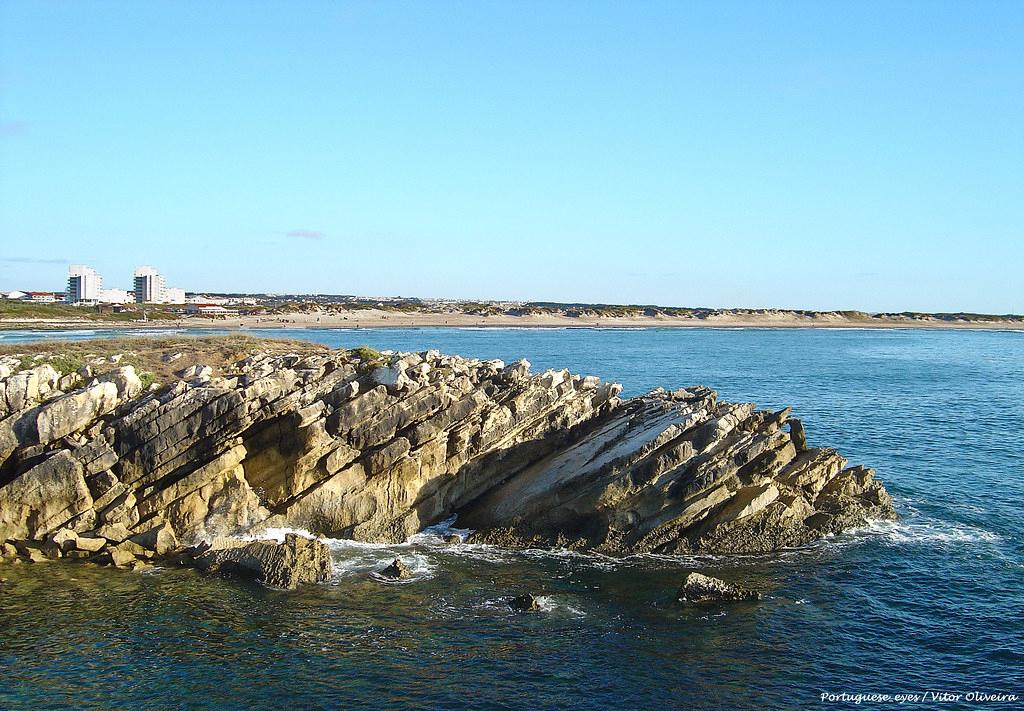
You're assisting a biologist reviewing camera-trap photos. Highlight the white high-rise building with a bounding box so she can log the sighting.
[67,265,103,303]
[133,265,166,303]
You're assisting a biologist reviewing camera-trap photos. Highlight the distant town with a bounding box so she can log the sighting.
[0,264,266,317]
[0,263,509,321]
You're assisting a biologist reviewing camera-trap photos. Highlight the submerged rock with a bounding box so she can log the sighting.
[376,558,412,580]
[193,533,332,589]
[508,593,541,612]
[677,572,761,603]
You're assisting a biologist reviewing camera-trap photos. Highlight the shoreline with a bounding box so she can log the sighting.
[2,310,1023,332]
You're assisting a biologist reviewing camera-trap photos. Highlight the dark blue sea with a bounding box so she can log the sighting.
[1,327,1022,709]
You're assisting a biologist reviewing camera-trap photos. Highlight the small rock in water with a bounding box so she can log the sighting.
[509,593,541,612]
[677,572,761,603]
[443,533,462,544]
[377,558,412,580]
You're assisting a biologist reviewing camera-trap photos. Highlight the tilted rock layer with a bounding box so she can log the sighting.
[0,345,895,567]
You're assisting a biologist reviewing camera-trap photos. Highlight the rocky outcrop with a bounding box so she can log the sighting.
[0,344,895,577]
[677,572,761,602]
[192,533,332,589]
[460,390,894,554]
[376,558,412,580]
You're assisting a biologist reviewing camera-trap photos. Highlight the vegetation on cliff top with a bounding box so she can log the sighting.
[1,335,326,384]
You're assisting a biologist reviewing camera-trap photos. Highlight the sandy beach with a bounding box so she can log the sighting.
[2,308,1022,332]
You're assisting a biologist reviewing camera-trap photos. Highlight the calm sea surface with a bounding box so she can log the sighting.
[1,327,1022,709]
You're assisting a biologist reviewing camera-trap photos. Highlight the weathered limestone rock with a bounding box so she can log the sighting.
[49,527,79,552]
[376,558,412,580]
[72,536,107,553]
[35,381,121,444]
[109,545,138,568]
[461,388,894,555]
[371,363,414,393]
[13,540,53,563]
[130,521,180,556]
[180,364,213,381]
[97,366,144,400]
[95,523,133,543]
[0,343,896,585]
[711,483,780,524]
[677,572,761,602]
[98,490,139,528]
[0,450,94,540]
[787,418,808,451]
[4,367,55,412]
[193,533,332,589]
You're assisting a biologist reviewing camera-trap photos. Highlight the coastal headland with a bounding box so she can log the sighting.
[0,336,894,588]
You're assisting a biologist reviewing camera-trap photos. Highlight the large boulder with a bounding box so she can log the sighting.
[0,450,94,540]
[370,362,414,393]
[130,521,180,556]
[35,381,121,444]
[192,533,332,589]
[3,366,59,412]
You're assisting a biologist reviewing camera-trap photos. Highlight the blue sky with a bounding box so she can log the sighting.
[1,1,1021,312]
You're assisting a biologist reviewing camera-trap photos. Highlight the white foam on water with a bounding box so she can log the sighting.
[520,546,620,571]
[829,517,1002,548]
[237,520,555,579]
[403,517,521,563]
[696,611,729,620]
[477,595,586,617]
[230,526,437,582]
[625,551,733,568]
[316,537,437,582]
[442,542,518,564]
[407,516,474,546]
[364,552,437,584]
[534,595,587,617]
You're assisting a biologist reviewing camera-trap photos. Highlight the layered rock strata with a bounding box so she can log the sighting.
[0,345,895,579]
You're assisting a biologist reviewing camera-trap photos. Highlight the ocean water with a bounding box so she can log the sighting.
[1,327,1022,709]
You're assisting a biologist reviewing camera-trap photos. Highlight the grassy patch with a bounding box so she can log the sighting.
[348,346,385,374]
[1,335,328,383]
[47,353,86,376]
[348,345,383,363]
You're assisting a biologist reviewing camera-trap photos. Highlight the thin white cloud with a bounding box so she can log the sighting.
[285,229,326,240]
